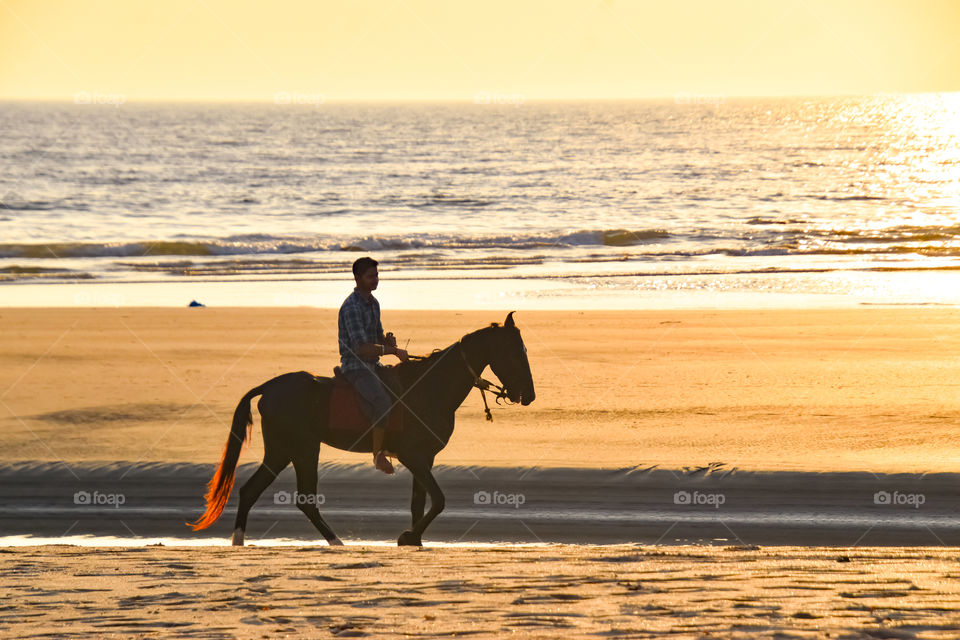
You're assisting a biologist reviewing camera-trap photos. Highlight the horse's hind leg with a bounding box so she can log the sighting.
[291,449,344,546]
[232,452,289,546]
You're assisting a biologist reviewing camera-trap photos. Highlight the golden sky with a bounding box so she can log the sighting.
[1,0,958,101]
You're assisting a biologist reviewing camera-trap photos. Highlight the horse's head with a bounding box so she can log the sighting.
[487,312,536,406]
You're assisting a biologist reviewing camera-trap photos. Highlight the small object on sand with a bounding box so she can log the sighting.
[188,300,205,307]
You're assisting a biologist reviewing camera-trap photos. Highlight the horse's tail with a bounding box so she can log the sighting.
[188,383,266,531]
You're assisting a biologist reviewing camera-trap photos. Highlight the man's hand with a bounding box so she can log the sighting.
[384,332,398,348]
[393,347,409,363]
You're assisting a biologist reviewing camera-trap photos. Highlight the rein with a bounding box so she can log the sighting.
[406,340,512,421]
[457,341,510,421]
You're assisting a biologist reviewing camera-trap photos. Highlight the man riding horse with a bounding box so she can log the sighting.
[188,261,535,546]
[338,256,409,474]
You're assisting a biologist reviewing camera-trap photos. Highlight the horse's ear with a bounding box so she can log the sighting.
[505,311,516,328]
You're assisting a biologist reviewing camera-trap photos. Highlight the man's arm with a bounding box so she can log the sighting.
[381,330,407,361]
[352,340,408,362]
[340,304,377,361]
[371,331,408,362]
[341,307,408,362]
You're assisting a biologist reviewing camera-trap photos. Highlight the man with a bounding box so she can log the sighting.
[338,256,409,474]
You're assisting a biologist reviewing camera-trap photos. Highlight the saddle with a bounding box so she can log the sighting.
[329,366,404,434]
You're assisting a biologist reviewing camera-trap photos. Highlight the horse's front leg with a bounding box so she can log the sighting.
[398,457,442,547]
[410,477,426,525]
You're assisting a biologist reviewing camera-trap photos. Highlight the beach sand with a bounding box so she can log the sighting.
[4,307,960,637]
[1,307,959,472]
[4,543,960,639]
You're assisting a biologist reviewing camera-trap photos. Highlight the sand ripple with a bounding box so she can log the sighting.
[4,544,960,638]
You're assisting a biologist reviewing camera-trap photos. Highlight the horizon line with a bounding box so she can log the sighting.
[1,90,959,105]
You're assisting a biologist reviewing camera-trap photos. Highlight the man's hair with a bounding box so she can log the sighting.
[352,256,378,279]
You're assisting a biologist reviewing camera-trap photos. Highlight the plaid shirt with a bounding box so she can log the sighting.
[338,288,385,372]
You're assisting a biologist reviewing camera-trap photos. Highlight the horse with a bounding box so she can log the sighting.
[188,312,535,546]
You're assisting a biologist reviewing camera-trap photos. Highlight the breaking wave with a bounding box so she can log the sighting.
[0,229,673,260]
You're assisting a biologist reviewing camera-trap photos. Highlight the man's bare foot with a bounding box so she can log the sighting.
[374,451,395,475]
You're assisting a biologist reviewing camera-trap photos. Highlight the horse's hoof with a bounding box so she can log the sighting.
[328,537,345,546]
[397,530,422,546]
[231,528,245,546]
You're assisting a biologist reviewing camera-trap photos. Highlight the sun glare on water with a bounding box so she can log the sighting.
[825,93,960,238]
[876,93,960,208]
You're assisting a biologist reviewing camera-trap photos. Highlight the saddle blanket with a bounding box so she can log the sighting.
[328,368,404,434]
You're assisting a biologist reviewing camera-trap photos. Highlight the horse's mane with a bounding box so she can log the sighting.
[395,322,501,375]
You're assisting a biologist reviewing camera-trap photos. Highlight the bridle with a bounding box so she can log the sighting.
[457,341,511,421]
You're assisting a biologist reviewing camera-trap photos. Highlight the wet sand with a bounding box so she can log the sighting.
[2,462,959,547]
[5,543,960,639]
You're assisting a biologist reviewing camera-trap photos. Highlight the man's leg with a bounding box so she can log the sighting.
[371,427,393,473]
[343,368,395,474]
[372,427,386,457]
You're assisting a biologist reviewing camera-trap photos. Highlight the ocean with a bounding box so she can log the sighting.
[2,94,959,308]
